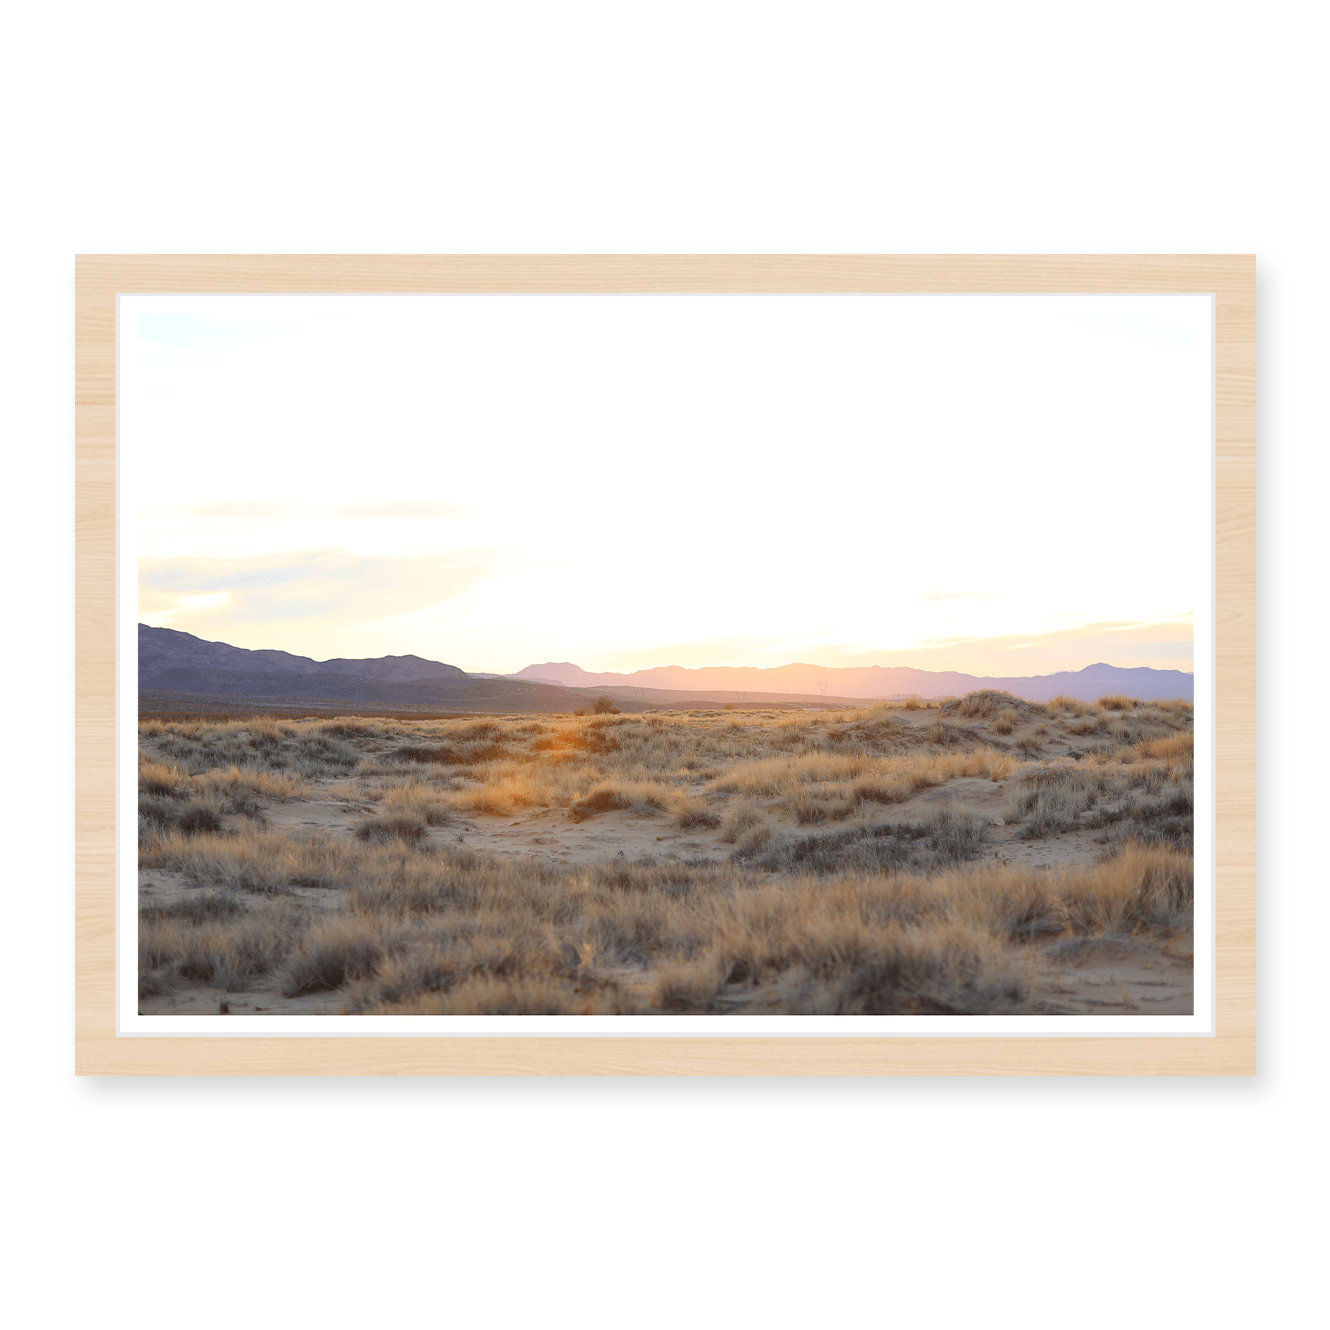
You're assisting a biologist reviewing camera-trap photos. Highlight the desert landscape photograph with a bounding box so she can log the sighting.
[124,292,1210,1020]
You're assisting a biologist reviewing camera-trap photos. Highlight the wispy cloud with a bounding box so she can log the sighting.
[139,549,498,644]
[147,592,231,624]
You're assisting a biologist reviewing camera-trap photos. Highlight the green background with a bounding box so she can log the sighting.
[33,0,1308,1324]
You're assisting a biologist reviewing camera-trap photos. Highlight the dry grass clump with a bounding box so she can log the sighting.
[991,708,1019,735]
[1044,843,1192,934]
[849,747,1017,811]
[708,751,876,796]
[825,708,906,749]
[720,797,766,843]
[447,772,548,817]
[733,822,775,856]
[1137,733,1194,763]
[273,727,360,777]
[142,825,380,895]
[706,747,1013,823]
[1067,716,1106,736]
[949,842,1192,941]
[672,795,722,829]
[1097,694,1133,711]
[742,807,989,875]
[1005,760,1127,834]
[1105,717,1157,744]
[785,784,860,825]
[849,770,923,806]
[354,811,428,844]
[378,782,453,825]
[1044,694,1090,716]
[144,719,364,779]
[139,759,184,796]
[569,780,670,822]
[139,791,226,838]
[999,743,1194,848]
[139,897,306,996]
[1010,786,1086,838]
[317,718,388,739]
[652,953,729,1011]
[378,976,645,1016]
[280,918,389,996]
[195,766,306,802]
[248,717,297,746]
[943,690,1030,719]
[918,746,1016,783]
[1097,784,1194,851]
[723,916,1035,1015]
[1154,697,1193,716]
[140,891,246,925]
[397,739,509,766]
[139,754,304,827]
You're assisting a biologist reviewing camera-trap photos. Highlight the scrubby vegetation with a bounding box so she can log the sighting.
[137,692,1194,1014]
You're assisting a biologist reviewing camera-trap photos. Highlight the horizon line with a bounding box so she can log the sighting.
[138,622,1194,680]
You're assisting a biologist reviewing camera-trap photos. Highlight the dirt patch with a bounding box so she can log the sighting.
[1039,934,1194,1014]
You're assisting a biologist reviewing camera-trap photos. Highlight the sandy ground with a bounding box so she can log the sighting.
[138,757,1193,1016]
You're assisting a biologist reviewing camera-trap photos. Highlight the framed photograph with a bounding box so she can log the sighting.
[75,255,1254,1075]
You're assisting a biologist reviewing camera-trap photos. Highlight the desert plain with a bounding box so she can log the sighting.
[137,690,1194,1016]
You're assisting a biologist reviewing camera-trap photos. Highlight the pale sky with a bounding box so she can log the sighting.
[123,294,1209,677]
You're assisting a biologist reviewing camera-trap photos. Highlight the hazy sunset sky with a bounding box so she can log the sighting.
[124,293,1209,677]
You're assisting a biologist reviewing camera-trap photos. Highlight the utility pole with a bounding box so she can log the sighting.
[818,681,828,701]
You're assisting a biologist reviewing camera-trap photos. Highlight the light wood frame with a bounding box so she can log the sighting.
[76,255,1255,1075]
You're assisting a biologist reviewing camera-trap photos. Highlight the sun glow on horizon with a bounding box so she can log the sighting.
[125,294,1209,678]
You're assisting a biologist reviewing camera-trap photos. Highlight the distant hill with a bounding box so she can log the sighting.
[137,626,1192,714]
[510,659,1193,704]
[139,624,472,694]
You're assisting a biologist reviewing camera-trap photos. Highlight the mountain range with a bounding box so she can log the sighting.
[139,624,1192,712]
[510,659,1194,703]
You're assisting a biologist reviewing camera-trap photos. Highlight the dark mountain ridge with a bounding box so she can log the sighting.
[138,625,1193,710]
[139,624,471,693]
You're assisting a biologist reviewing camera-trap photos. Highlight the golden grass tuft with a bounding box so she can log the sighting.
[672,794,722,829]
[1136,733,1193,762]
[280,917,389,996]
[139,759,184,796]
[1097,694,1134,711]
[946,690,1028,719]
[720,797,766,843]
[354,811,428,844]
[569,780,671,822]
[193,766,306,802]
[379,781,454,825]
[1045,694,1088,716]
